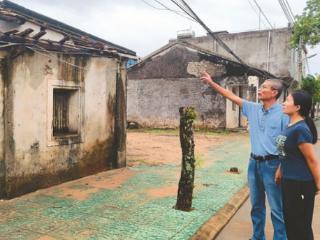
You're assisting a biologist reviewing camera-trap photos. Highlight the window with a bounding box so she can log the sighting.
[53,88,79,136]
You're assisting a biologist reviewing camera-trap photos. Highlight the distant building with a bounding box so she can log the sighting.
[128,41,273,129]
[0,0,136,198]
[127,28,302,130]
[169,27,305,81]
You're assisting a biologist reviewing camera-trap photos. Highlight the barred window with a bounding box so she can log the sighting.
[53,88,79,136]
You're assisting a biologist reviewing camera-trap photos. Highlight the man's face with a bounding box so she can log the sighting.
[258,80,278,101]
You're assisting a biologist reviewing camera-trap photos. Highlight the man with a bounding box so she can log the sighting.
[200,72,288,240]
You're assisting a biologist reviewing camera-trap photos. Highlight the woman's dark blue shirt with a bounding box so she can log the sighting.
[276,120,313,181]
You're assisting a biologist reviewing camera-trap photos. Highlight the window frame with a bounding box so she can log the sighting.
[47,80,83,146]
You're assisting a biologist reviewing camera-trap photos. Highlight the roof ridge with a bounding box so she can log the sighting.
[0,0,136,55]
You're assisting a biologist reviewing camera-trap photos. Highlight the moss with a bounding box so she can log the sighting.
[195,154,205,168]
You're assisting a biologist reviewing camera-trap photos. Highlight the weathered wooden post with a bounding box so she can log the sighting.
[175,107,196,211]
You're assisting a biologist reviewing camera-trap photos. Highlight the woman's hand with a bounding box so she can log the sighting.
[299,143,320,196]
[315,184,320,195]
[275,166,281,185]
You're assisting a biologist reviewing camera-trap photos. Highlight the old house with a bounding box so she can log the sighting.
[128,27,303,130]
[0,0,136,198]
[127,41,274,129]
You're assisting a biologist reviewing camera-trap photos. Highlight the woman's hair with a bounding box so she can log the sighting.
[291,90,318,144]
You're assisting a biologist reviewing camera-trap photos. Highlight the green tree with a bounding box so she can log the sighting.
[300,74,320,117]
[291,0,320,48]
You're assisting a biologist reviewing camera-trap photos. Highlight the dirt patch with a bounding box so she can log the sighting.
[148,185,178,198]
[44,168,136,201]
[36,236,57,240]
[46,186,99,201]
[128,131,233,199]
[86,168,136,190]
[127,132,226,166]
[0,132,240,203]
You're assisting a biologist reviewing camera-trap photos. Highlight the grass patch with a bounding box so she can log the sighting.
[195,154,205,168]
[128,128,247,136]
[127,158,149,165]
[128,128,179,135]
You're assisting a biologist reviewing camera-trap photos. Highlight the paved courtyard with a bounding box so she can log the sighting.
[0,132,249,240]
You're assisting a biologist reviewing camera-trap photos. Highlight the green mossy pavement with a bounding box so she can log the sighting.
[0,135,249,240]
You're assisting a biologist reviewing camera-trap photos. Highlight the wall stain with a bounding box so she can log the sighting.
[4,137,117,198]
[44,64,53,75]
[57,54,89,82]
[1,53,124,199]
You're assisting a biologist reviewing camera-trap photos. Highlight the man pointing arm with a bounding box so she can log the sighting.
[201,72,243,107]
[200,71,288,240]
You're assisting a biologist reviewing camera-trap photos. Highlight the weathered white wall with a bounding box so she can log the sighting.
[4,51,120,197]
[226,86,240,129]
[128,77,227,128]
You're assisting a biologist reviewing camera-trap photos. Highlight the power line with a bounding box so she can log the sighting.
[247,0,268,30]
[179,0,274,77]
[278,0,294,24]
[171,0,247,64]
[284,0,295,21]
[252,0,274,29]
[282,0,294,23]
[140,0,196,22]
[279,0,292,22]
[279,0,291,22]
[141,0,164,10]
[141,0,272,77]
[153,0,197,21]
[168,0,198,21]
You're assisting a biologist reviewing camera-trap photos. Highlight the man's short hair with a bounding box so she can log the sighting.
[266,79,284,99]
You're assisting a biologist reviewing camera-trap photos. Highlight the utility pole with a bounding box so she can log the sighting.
[259,9,261,30]
[297,36,303,82]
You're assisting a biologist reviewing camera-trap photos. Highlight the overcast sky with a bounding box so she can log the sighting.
[9,0,319,75]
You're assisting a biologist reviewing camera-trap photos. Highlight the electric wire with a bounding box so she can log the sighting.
[279,0,292,22]
[252,0,274,29]
[280,0,293,23]
[278,0,294,23]
[284,0,295,21]
[247,0,268,29]
[140,0,197,22]
[168,0,198,21]
[153,0,197,21]
[140,0,273,78]
[171,0,247,65]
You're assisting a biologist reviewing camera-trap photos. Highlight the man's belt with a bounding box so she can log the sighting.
[250,153,279,161]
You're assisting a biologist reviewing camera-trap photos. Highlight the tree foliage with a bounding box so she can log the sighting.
[291,0,320,48]
[300,74,320,103]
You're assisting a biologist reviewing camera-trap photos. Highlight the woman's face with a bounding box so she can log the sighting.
[282,94,300,115]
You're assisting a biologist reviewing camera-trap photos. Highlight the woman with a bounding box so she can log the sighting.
[276,90,320,240]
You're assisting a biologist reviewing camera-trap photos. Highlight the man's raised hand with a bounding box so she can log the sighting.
[200,72,214,85]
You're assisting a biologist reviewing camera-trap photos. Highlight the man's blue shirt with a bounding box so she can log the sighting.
[242,100,289,156]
